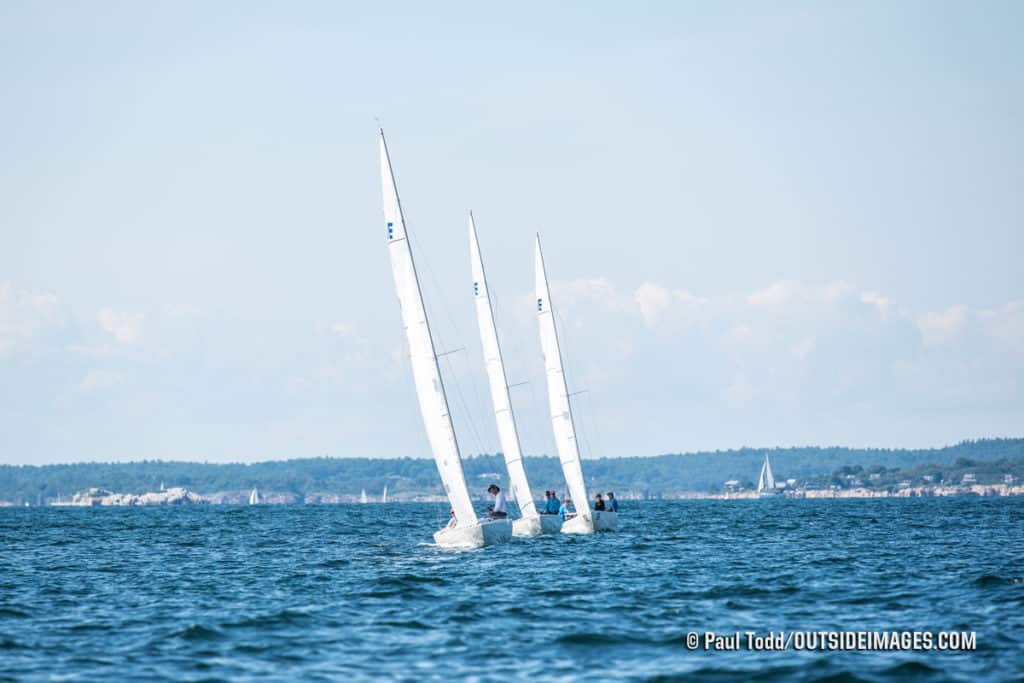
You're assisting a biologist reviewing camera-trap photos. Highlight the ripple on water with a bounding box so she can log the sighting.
[0,499,1021,682]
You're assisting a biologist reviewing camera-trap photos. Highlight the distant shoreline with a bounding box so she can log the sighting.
[6,482,1022,508]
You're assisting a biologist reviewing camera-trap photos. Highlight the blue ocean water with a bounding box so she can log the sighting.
[1,498,1022,682]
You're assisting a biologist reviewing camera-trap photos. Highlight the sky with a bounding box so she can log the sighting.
[1,1,1022,465]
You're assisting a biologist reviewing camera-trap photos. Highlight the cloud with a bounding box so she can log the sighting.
[917,305,968,346]
[634,282,707,327]
[0,282,59,354]
[748,280,855,308]
[79,369,123,392]
[977,300,1024,353]
[98,308,143,344]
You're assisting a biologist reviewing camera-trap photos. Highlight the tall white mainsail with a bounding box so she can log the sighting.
[757,454,776,493]
[469,213,539,524]
[379,131,477,528]
[535,236,592,530]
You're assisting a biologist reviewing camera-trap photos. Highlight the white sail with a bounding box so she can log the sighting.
[360,489,368,504]
[535,236,592,529]
[757,454,776,493]
[379,131,478,528]
[381,485,388,504]
[249,488,259,505]
[469,214,539,522]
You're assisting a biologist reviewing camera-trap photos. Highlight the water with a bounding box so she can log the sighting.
[1,499,1022,682]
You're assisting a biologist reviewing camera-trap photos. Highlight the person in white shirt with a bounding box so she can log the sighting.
[486,484,508,519]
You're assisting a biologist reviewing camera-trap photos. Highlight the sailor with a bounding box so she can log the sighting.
[606,491,619,512]
[545,491,561,515]
[447,508,457,528]
[593,492,606,511]
[486,484,508,519]
[558,497,574,520]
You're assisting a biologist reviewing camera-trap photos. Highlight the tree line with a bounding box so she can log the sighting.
[1,438,1021,505]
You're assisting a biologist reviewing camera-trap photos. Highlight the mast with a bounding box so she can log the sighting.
[469,213,539,521]
[379,130,478,527]
[535,235,592,527]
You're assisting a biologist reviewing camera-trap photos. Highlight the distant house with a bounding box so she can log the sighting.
[478,472,502,480]
[851,479,864,487]
[869,473,881,481]
[922,475,934,483]
[786,478,797,487]
[961,473,977,485]
[1005,474,1018,485]
[897,480,911,489]
[724,480,741,492]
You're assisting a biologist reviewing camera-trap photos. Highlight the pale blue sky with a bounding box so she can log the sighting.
[1,1,1021,465]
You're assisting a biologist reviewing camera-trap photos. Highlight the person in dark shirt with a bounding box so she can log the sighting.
[593,492,606,511]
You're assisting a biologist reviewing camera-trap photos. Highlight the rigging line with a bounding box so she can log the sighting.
[441,350,489,460]
[555,305,596,462]
[494,284,553,486]
[406,217,492,459]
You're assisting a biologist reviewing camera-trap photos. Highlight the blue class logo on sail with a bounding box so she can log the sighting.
[473,282,479,296]
[387,222,394,240]
[537,298,544,312]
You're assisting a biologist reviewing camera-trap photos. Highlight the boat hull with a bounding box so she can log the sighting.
[560,514,595,535]
[433,518,513,549]
[593,510,618,531]
[513,514,563,536]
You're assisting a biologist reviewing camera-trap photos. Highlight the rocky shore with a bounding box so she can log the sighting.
[53,487,206,506]
[706,483,1024,499]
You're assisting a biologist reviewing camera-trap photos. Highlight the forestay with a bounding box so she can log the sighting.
[379,131,477,528]
[469,214,539,522]
[534,236,592,528]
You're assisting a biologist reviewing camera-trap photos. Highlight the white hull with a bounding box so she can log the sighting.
[560,515,595,535]
[593,510,618,532]
[513,514,563,536]
[433,518,513,549]
[540,515,564,534]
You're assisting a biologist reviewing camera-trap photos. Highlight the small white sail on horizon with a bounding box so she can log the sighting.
[757,454,777,494]
[381,485,388,504]
[249,488,260,505]
[360,489,368,504]
[469,214,551,536]
[378,130,510,548]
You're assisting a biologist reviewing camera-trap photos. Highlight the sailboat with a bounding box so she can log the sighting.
[379,130,511,548]
[360,489,368,504]
[757,454,780,496]
[381,485,388,504]
[249,488,260,505]
[469,214,558,536]
[535,236,617,532]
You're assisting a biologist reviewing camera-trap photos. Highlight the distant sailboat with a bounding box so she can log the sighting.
[535,236,617,532]
[381,485,388,504]
[249,488,260,505]
[360,489,368,504]
[378,129,511,548]
[757,454,779,496]
[469,214,556,536]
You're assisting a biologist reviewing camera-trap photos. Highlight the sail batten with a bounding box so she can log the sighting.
[379,131,477,527]
[470,214,539,521]
[535,236,592,526]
